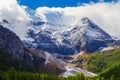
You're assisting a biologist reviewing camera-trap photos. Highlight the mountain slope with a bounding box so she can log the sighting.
[71,18,115,53]
[73,48,120,73]
[25,17,115,54]
[0,25,65,74]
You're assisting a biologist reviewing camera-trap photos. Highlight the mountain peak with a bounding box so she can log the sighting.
[81,17,90,22]
[81,17,96,26]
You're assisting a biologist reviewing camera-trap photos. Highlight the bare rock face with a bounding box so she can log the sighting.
[0,25,24,60]
[0,25,65,74]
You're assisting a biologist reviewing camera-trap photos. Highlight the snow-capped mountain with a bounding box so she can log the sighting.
[70,18,115,53]
[23,8,115,54]
[0,4,117,55]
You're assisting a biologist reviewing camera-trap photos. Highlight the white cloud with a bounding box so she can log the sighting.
[0,0,30,40]
[0,0,29,21]
[0,0,120,39]
[36,2,120,37]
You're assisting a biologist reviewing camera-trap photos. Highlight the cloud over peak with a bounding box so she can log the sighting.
[0,0,29,21]
[36,2,120,37]
[0,0,120,39]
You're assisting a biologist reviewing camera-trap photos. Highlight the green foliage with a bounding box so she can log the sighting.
[85,49,120,73]
[100,62,120,80]
[0,69,91,80]
[0,68,61,80]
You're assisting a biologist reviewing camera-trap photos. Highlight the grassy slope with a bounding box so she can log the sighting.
[73,49,120,80]
[85,49,120,73]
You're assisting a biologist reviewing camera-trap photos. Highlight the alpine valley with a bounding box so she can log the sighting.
[0,0,120,80]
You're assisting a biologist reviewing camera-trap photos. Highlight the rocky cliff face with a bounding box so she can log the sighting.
[0,25,65,74]
[0,25,25,60]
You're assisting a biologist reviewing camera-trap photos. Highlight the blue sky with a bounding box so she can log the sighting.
[18,0,117,9]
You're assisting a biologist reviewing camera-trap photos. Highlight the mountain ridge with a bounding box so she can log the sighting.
[0,6,119,55]
[0,25,66,74]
